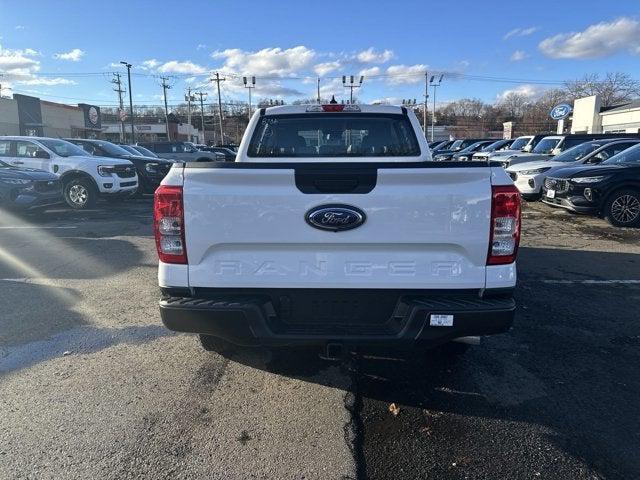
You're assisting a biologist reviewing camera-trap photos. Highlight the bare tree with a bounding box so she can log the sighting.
[564,72,640,107]
[498,92,528,119]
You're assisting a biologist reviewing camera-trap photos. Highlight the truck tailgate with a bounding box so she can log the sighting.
[183,165,492,290]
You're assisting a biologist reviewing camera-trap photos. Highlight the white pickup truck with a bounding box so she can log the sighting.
[155,104,520,358]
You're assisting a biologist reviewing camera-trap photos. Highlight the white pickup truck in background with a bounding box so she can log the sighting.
[154,104,520,358]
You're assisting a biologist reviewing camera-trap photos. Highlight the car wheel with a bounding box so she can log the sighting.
[604,189,640,227]
[63,178,96,209]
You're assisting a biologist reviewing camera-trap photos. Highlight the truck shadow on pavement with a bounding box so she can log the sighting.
[212,246,640,480]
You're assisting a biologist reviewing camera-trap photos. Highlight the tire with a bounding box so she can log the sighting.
[63,177,97,209]
[604,189,640,227]
[199,334,237,354]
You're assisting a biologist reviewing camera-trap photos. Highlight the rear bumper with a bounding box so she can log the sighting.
[159,288,515,347]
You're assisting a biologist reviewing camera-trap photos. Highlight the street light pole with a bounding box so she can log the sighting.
[342,75,364,103]
[243,76,255,121]
[430,74,443,142]
[120,61,135,143]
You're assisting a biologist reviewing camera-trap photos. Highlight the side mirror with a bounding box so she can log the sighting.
[551,147,562,156]
[586,156,602,164]
[523,145,532,152]
[35,150,50,159]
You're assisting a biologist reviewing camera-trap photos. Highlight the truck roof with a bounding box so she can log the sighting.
[261,104,406,115]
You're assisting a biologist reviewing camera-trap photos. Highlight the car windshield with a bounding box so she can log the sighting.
[603,143,640,165]
[553,142,603,162]
[449,140,464,150]
[92,141,131,156]
[119,145,140,155]
[247,113,421,158]
[533,138,561,154]
[509,137,530,150]
[133,146,158,157]
[39,139,89,157]
[482,140,509,152]
[459,141,486,153]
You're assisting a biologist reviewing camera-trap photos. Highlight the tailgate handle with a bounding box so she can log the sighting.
[295,169,377,194]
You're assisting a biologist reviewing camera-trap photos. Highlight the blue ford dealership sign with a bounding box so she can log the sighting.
[550,104,572,121]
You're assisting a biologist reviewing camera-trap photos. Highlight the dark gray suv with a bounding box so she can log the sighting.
[0,159,62,211]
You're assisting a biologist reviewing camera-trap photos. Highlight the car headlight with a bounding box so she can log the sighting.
[457,156,468,161]
[97,165,116,177]
[145,162,159,173]
[571,176,607,184]
[519,167,551,175]
[1,178,31,185]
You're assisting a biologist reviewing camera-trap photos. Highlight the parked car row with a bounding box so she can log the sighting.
[429,133,640,227]
[0,137,241,213]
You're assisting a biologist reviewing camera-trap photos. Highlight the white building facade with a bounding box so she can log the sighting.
[571,95,640,134]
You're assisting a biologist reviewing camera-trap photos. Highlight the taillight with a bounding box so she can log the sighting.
[154,185,187,264]
[487,185,521,265]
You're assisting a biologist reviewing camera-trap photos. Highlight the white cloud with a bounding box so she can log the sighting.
[196,44,207,50]
[0,44,74,88]
[497,84,545,101]
[211,46,316,76]
[314,61,341,76]
[359,66,381,77]
[510,50,529,61]
[157,60,207,74]
[141,58,160,70]
[356,48,394,64]
[504,26,539,40]
[385,64,427,84]
[53,48,85,62]
[15,25,25,30]
[539,17,640,59]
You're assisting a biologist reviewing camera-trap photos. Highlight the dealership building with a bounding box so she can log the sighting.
[0,93,201,142]
[0,94,103,138]
[571,95,640,134]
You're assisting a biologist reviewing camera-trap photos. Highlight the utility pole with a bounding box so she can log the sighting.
[120,61,135,143]
[159,76,173,141]
[185,87,193,137]
[195,91,207,144]
[211,72,225,145]
[342,75,364,103]
[423,71,429,137]
[317,77,321,104]
[243,76,256,121]
[430,74,444,142]
[111,73,126,142]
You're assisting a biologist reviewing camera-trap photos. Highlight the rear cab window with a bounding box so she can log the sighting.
[247,113,421,158]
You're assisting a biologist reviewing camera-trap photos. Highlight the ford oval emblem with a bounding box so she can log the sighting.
[550,103,572,121]
[305,204,366,232]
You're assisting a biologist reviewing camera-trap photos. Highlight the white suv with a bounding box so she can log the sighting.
[0,137,138,209]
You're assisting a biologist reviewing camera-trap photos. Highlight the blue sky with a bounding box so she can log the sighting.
[1,0,639,108]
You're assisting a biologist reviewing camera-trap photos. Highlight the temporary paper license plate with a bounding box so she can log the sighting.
[430,314,454,327]
[546,189,556,199]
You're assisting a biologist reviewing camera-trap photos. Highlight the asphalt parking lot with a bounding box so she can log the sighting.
[1,198,639,480]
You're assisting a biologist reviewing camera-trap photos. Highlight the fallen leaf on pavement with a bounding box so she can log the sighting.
[388,403,400,416]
